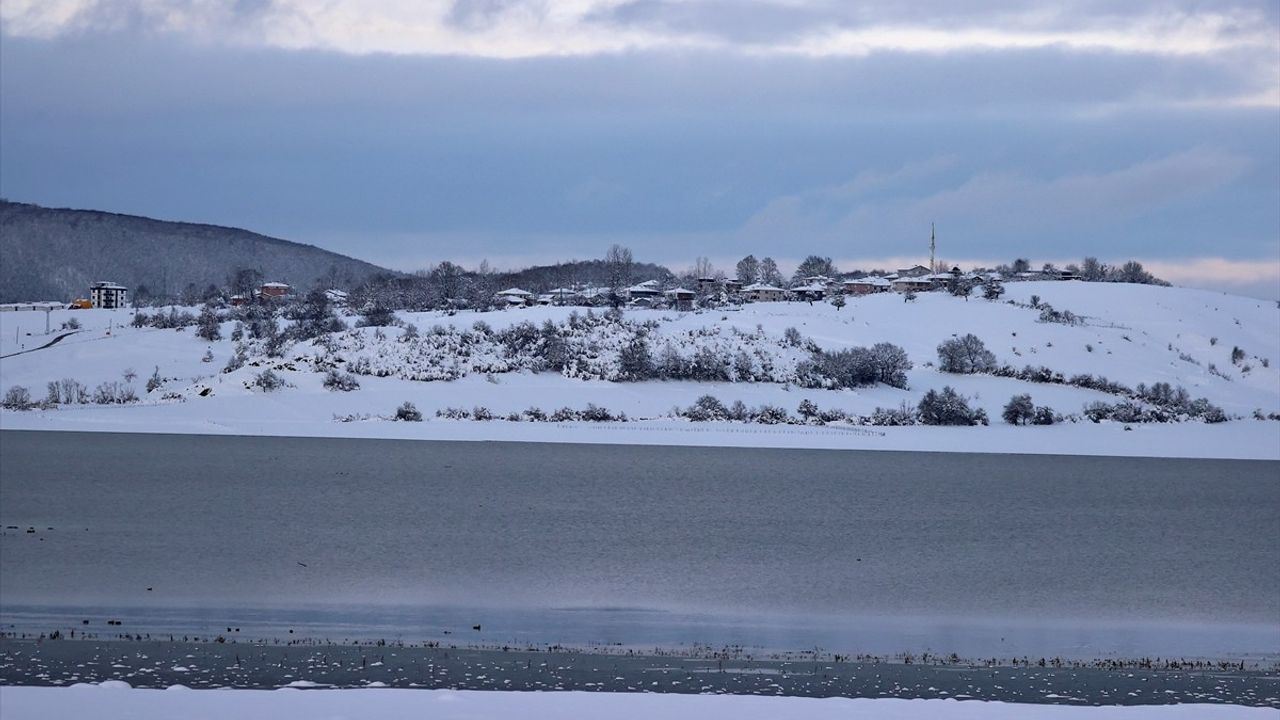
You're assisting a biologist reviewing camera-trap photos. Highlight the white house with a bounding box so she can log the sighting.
[496,288,534,306]
[89,281,128,309]
[625,280,663,301]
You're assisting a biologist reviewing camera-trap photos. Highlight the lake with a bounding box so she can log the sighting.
[1,430,1277,661]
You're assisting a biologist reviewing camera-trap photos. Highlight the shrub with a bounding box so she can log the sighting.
[357,305,396,327]
[395,401,423,421]
[1002,394,1035,425]
[549,407,578,422]
[1031,405,1057,425]
[918,386,986,426]
[870,403,917,426]
[253,369,285,392]
[58,378,88,404]
[797,398,819,420]
[1231,346,1245,365]
[783,327,804,347]
[472,406,496,421]
[618,336,655,380]
[754,404,790,424]
[523,406,547,422]
[147,367,163,393]
[437,407,471,419]
[683,395,729,421]
[196,305,222,341]
[727,400,750,421]
[937,334,996,374]
[92,381,136,404]
[2,385,32,409]
[580,404,618,422]
[62,317,82,330]
[323,369,360,392]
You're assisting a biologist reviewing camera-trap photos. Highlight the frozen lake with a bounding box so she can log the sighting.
[1,430,1277,660]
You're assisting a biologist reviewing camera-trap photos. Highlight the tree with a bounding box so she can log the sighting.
[431,261,466,304]
[735,255,760,285]
[870,342,912,389]
[690,256,715,280]
[792,255,837,284]
[1113,260,1153,284]
[759,257,783,286]
[1081,256,1105,281]
[937,334,996,374]
[1011,258,1031,274]
[982,278,1005,301]
[604,244,634,293]
[830,292,846,311]
[617,336,655,380]
[228,268,263,299]
[195,304,222,341]
[1002,394,1035,425]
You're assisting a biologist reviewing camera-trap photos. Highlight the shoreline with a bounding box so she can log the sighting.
[2,638,1277,707]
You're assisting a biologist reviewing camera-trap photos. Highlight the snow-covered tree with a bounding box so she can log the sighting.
[735,255,760,285]
[937,334,996,374]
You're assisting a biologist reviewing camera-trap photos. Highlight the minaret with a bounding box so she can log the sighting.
[929,223,936,273]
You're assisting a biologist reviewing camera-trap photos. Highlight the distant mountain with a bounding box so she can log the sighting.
[0,200,392,303]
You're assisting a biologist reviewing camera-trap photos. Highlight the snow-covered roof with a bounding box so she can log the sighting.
[627,282,662,294]
[743,283,786,292]
[496,288,532,297]
[262,282,290,288]
[792,284,827,293]
[91,281,127,290]
[844,277,890,286]
[891,276,932,285]
[665,287,695,296]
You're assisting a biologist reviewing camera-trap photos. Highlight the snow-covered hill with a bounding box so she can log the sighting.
[2,282,1277,459]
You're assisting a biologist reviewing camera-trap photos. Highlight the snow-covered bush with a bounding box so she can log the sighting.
[937,334,997,374]
[1002,394,1035,425]
[2,385,32,410]
[798,342,911,390]
[252,369,285,392]
[395,401,423,421]
[681,395,729,421]
[147,367,163,393]
[754,404,790,424]
[523,406,547,421]
[61,317,82,330]
[196,305,222,341]
[322,369,360,392]
[1037,304,1082,325]
[472,406,496,421]
[357,304,396,328]
[918,387,987,426]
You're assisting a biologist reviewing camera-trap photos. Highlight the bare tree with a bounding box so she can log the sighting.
[604,244,634,293]
[735,255,760,285]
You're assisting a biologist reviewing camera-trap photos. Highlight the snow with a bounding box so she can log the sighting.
[2,283,1277,459]
[0,686,1272,720]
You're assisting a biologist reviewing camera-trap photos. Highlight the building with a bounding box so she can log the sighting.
[624,280,663,301]
[842,277,891,295]
[742,283,788,302]
[664,287,696,311]
[891,277,933,293]
[790,283,827,301]
[495,288,534,307]
[896,265,931,278]
[258,282,291,300]
[89,281,128,309]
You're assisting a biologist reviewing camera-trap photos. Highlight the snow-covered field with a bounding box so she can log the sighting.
[0,685,1273,720]
[2,282,1277,459]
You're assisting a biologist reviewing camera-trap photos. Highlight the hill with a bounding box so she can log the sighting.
[0,280,1276,459]
[0,201,392,303]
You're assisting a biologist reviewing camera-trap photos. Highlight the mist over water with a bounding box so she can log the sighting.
[2,431,1277,657]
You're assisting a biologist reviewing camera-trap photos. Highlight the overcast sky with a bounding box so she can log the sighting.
[1,1,1277,297]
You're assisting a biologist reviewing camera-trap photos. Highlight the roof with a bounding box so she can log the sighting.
[496,288,532,296]
[91,281,127,290]
[627,282,662,293]
[792,284,827,293]
[844,276,890,286]
[262,282,290,288]
[665,287,695,296]
[743,283,786,292]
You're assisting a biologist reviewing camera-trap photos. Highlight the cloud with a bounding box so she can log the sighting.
[740,148,1254,256]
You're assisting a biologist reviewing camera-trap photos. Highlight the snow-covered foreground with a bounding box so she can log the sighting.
[1,685,1274,720]
[2,282,1277,459]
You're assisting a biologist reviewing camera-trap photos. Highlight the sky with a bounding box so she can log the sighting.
[1,1,1278,298]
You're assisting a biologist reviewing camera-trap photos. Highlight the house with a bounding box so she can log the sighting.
[495,288,534,307]
[742,283,788,302]
[228,294,249,307]
[663,287,696,310]
[791,283,827,301]
[258,282,291,300]
[89,281,128,309]
[324,289,349,306]
[625,280,663,301]
[896,265,931,278]
[842,277,891,295]
[724,279,743,293]
[696,276,720,292]
[891,277,933,293]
